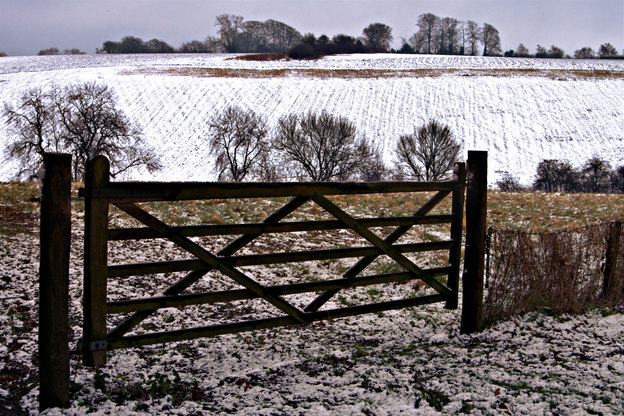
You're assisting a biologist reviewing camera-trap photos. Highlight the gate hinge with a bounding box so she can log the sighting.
[76,338,109,351]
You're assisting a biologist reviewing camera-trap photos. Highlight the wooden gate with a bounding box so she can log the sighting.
[38,151,487,409]
[78,155,471,366]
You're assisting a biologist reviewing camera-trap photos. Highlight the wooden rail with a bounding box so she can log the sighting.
[77,155,473,366]
[38,151,488,410]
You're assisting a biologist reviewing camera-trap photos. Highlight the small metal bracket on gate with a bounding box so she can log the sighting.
[75,338,109,352]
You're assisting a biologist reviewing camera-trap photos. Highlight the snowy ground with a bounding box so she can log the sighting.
[1,199,624,415]
[1,54,623,185]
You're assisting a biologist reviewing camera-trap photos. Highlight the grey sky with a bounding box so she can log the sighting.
[0,0,622,56]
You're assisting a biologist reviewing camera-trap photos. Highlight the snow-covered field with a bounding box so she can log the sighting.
[1,53,623,185]
[2,54,624,415]
[2,220,624,415]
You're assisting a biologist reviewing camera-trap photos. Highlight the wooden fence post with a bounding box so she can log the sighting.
[83,156,110,366]
[446,162,466,310]
[39,153,71,410]
[461,151,487,334]
[603,221,622,299]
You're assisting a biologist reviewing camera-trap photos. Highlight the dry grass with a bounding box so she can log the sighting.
[484,191,624,322]
[487,190,624,233]
[2,183,623,235]
[231,53,288,61]
[484,222,624,322]
[3,182,623,324]
[122,66,624,80]
[0,182,40,235]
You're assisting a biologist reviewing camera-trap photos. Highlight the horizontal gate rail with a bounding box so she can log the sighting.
[108,214,453,240]
[108,241,454,278]
[107,267,452,314]
[81,180,456,202]
[80,155,470,366]
[107,294,447,350]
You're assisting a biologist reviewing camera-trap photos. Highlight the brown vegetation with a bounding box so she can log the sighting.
[485,222,624,322]
[123,66,624,80]
[232,53,288,61]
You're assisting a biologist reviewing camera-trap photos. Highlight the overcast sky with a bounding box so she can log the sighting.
[1,0,622,56]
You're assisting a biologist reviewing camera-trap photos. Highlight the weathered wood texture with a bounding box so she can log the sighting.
[461,151,488,334]
[39,153,71,410]
[78,156,475,365]
[81,181,457,202]
[446,162,467,309]
[82,156,110,366]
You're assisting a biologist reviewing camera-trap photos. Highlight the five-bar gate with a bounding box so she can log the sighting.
[38,151,488,409]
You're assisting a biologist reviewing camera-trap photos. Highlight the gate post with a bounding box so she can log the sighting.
[461,151,487,334]
[446,162,466,309]
[39,153,71,410]
[83,156,110,366]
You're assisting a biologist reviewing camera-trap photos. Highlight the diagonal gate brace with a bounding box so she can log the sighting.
[114,202,310,324]
[310,195,451,297]
[305,190,450,312]
[108,196,310,337]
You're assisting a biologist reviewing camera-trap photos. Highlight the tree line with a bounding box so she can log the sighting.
[503,42,622,59]
[93,13,501,57]
[4,11,623,59]
[397,13,501,56]
[18,12,622,59]
[4,84,463,184]
[497,158,624,194]
[207,106,461,183]
[37,47,86,56]
[287,23,393,59]
[95,15,393,57]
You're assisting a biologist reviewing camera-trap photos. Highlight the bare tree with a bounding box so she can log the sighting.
[482,23,501,56]
[582,157,611,193]
[254,149,281,182]
[438,17,460,54]
[179,40,213,53]
[599,43,618,58]
[362,23,393,52]
[273,112,373,181]
[535,44,548,58]
[396,120,461,181]
[216,14,244,52]
[56,82,160,180]
[357,147,389,181]
[263,19,302,52]
[574,47,596,59]
[464,20,481,56]
[533,159,578,192]
[5,83,160,180]
[612,166,624,193]
[515,43,530,57]
[145,38,175,53]
[416,13,440,54]
[406,32,425,54]
[38,47,60,56]
[63,48,86,55]
[208,106,269,181]
[3,87,62,179]
[548,45,565,59]
[496,173,524,192]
